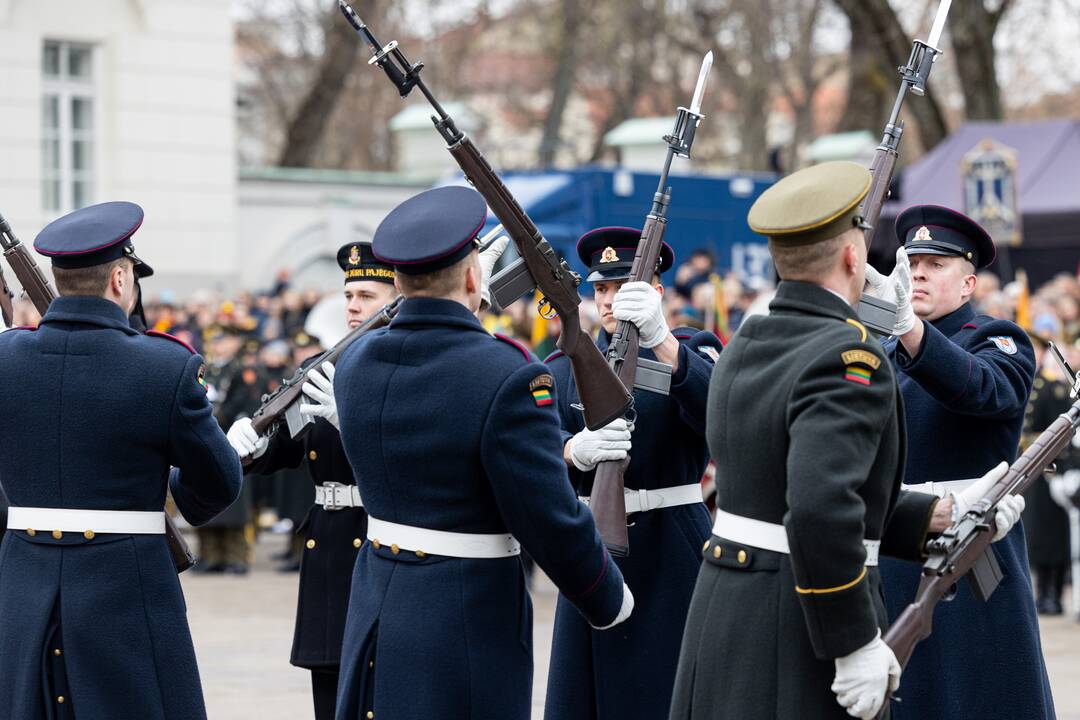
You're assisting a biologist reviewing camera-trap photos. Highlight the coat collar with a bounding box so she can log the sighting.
[768,280,859,324]
[929,302,975,337]
[40,295,139,335]
[388,296,487,333]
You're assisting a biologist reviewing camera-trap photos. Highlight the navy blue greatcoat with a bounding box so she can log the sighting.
[880,302,1055,720]
[0,296,242,720]
[332,297,626,720]
[247,413,366,670]
[543,327,718,720]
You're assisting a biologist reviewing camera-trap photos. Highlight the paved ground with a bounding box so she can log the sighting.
[184,535,1080,719]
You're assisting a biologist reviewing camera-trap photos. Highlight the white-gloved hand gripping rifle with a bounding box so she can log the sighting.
[857,0,952,336]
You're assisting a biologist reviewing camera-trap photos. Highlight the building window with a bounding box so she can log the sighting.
[42,41,95,214]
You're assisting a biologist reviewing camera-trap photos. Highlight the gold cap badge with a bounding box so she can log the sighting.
[914,226,933,241]
[348,245,360,265]
[599,246,619,264]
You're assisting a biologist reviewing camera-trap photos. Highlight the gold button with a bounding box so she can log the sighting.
[368,660,374,669]
[57,696,65,704]
[52,530,63,540]
[309,450,318,461]
[737,550,747,564]
[367,712,374,719]
[713,545,722,559]
[390,544,400,555]
[53,648,61,657]
[306,539,316,550]
[26,529,36,537]
[702,540,710,552]
[371,539,381,549]
[83,530,95,540]
[353,538,362,549]
[415,550,426,558]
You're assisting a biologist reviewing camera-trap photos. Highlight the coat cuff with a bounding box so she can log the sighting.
[882,491,940,561]
[796,570,879,659]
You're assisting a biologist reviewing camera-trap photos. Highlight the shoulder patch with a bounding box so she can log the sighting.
[699,346,720,362]
[529,373,554,392]
[196,363,208,391]
[494,332,532,362]
[841,349,881,370]
[989,336,1018,355]
[844,318,868,342]
[530,373,554,406]
[146,329,196,354]
[844,364,874,386]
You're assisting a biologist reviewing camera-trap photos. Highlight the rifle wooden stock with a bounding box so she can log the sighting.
[883,400,1080,681]
[447,139,631,431]
[862,148,898,251]
[251,295,402,437]
[588,211,669,555]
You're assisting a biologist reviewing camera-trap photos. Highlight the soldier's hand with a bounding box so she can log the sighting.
[478,235,510,311]
[591,582,635,630]
[226,417,269,460]
[567,418,633,472]
[865,247,915,336]
[890,247,916,335]
[952,461,1024,541]
[831,631,900,719]
[612,281,668,348]
[300,361,339,431]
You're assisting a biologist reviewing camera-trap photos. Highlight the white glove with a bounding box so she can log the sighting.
[591,582,635,630]
[568,418,632,472]
[612,281,669,348]
[832,631,901,719]
[300,361,339,431]
[865,247,915,336]
[226,417,269,460]
[952,461,1025,542]
[478,235,510,310]
[1049,469,1080,510]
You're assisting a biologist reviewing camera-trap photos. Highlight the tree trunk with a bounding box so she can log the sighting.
[836,6,893,134]
[276,3,369,168]
[949,0,1009,120]
[832,0,949,152]
[538,0,585,166]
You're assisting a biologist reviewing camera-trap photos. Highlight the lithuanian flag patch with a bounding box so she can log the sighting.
[844,365,872,386]
[532,388,553,406]
[530,373,554,406]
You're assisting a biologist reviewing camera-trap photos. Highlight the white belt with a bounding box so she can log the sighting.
[901,478,976,498]
[579,483,703,514]
[7,507,166,535]
[712,509,880,566]
[314,482,363,510]
[365,517,520,559]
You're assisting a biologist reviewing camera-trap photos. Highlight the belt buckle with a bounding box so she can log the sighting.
[321,482,347,511]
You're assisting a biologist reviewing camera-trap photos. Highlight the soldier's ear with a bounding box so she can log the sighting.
[961,271,977,299]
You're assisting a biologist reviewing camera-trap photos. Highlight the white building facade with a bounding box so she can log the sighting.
[0,0,237,295]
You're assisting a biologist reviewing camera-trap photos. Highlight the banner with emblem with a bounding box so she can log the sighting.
[961,138,1021,247]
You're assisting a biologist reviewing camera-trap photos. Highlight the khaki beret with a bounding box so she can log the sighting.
[748,161,872,246]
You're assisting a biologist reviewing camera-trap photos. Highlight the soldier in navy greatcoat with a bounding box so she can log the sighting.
[332,186,632,720]
[0,201,242,719]
[669,163,1025,720]
[869,205,1054,720]
[543,227,720,720]
[226,241,397,720]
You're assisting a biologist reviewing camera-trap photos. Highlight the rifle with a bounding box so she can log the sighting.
[883,341,1080,681]
[250,294,403,438]
[0,212,199,572]
[588,53,713,556]
[856,0,951,336]
[338,0,632,431]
